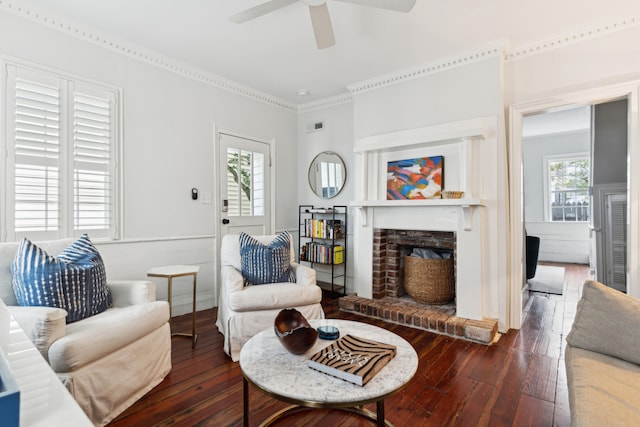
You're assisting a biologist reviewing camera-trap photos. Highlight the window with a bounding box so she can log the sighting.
[320,161,343,198]
[546,156,590,222]
[226,148,264,217]
[3,63,120,241]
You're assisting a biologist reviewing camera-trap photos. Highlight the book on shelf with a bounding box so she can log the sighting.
[304,219,342,239]
[308,334,396,386]
[333,245,344,264]
[301,243,344,264]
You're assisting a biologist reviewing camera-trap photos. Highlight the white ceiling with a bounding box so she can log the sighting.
[15,0,640,104]
[522,106,591,138]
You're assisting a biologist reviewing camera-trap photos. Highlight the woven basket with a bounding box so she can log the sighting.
[404,255,455,304]
[441,191,464,199]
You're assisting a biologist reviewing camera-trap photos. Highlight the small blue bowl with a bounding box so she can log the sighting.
[317,325,340,340]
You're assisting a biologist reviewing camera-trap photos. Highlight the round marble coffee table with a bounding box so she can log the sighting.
[239,319,418,426]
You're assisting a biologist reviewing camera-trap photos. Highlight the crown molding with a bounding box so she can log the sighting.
[4,1,640,114]
[0,0,297,113]
[506,16,640,61]
[296,92,353,113]
[347,41,508,96]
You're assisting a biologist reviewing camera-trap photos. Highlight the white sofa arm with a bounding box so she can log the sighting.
[8,306,67,361]
[108,280,156,307]
[291,262,316,286]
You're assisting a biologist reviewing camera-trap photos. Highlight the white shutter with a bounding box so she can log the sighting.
[4,63,120,241]
[605,193,627,292]
[6,65,63,240]
[72,83,116,238]
[252,152,264,216]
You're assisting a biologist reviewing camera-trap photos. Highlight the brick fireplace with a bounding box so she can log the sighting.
[372,228,455,300]
[342,117,501,342]
[340,227,497,343]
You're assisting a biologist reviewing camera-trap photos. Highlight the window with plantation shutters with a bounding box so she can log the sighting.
[72,87,114,233]
[11,69,61,236]
[3,63,120,241]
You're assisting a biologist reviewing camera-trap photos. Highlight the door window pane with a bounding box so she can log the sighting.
[226,148,265,217]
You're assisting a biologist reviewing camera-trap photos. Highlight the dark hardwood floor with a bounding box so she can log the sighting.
[109,262,589,427]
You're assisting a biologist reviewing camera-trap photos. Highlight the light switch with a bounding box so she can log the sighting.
[200,191,212,204]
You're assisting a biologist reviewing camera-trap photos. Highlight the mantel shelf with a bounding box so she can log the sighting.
[350,199,483,230]
[349,198,483,208]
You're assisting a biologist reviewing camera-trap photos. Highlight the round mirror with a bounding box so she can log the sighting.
[308,151,347,199]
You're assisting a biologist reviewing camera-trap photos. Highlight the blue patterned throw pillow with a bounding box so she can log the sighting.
[239,232,296,286]
[11,234,112,323]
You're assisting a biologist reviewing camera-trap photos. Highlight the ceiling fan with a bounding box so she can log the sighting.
[229,0,417,49]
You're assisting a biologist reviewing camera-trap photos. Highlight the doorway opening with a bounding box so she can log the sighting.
[508,81,640,329]
[522,101,628,309]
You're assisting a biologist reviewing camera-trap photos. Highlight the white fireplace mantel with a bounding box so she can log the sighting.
[349,198,483,230]
[350,116,498,323]
[350,117,494,231]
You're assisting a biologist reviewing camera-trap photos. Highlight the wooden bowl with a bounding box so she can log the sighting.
[274,308,318,354]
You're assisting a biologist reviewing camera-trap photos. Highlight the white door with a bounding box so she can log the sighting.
[218,132,272,239]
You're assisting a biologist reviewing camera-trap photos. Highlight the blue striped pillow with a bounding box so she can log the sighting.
[11,234,112,323]
[239,232,296,286]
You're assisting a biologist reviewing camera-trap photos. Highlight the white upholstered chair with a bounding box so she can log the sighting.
[0,238,171,426]
[216,233,325,361]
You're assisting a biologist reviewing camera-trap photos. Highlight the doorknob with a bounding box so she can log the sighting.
[222,218,230,224]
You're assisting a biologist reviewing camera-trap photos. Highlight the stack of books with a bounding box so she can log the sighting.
[303,219,343,240]
[300,243,344,264]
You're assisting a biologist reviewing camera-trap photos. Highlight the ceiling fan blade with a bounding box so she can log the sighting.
[309,3,335,49]
[229,0,299,24]
[334,0,417,13]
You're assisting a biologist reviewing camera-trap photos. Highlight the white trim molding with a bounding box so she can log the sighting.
[297,92,353,114]
[4,0,640,114]
[506,16,640,61]
[0,0,297,113]
[347,41,508,95]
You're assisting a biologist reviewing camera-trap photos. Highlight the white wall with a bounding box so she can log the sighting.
[297,102,355,291]
[506,25,640,105]
[353,59,503,138]
[0,11,298,315]
[523,130,591,222]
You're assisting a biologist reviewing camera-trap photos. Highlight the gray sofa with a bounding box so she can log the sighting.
[565,279,640,426]
[0,239,172,426]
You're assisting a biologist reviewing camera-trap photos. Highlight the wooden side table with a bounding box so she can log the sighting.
[147,265,199,348]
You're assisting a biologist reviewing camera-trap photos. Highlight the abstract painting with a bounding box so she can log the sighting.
[387,156,444,200]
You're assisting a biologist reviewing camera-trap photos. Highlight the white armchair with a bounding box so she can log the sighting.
[216,233,325,361]
[0,239,171,426]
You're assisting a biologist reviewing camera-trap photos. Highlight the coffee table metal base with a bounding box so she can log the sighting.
[243,377,391,427]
